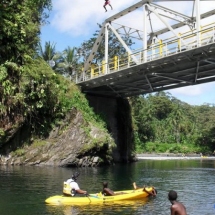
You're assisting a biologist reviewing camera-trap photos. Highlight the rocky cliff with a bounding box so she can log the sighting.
[0,108,115,167]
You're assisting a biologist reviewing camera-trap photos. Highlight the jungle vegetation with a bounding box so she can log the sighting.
[130,93,215,154]
[0,0,214,155]
[0,0,107,149]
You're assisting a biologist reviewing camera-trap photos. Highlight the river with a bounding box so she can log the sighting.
[0,159,215,215]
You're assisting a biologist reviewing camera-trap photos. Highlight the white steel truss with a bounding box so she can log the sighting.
[82,0,215,79]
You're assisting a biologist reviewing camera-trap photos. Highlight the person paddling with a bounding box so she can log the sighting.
[65,172,87,196]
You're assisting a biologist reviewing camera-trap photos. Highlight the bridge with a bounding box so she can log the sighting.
[76,0,215,98]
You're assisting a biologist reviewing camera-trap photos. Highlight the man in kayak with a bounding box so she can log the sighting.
[66,172,88,196]
[102,182,126,196]
[168,190,187,215]
[133,182,157,197]
[102,181,115,196]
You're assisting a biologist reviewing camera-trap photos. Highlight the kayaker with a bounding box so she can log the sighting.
[102,181,126,196]
[133,182,157,197]
[66,172,88,196]
[168,190,187,215]
[102,181,115,196]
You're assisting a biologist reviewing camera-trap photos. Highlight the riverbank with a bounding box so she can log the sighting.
[136,153,215,160]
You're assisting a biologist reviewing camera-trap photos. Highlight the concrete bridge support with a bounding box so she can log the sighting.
[86,95,135,163]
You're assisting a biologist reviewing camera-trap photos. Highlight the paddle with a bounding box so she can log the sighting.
[85,193,91,203]
[89,194,100,199]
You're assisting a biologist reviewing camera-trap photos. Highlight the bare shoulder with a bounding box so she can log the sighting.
[171,202,187,215]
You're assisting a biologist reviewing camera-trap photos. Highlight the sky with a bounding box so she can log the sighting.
[40,0,215,106]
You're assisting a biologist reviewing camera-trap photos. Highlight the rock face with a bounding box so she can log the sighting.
[0,108,115,167]
[86,96,135,163]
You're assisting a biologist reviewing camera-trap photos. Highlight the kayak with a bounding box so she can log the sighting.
[45,187,155,205]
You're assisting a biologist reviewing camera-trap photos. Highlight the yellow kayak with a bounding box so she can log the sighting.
[45,187,154,205]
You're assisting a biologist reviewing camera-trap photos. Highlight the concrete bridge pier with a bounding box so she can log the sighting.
[86,95,135,163]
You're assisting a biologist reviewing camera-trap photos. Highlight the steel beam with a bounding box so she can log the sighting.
[147,4,187,46]
[83,24,106,73]
[105,23,109,74]
[140,10,215,37]
[145,75,154,91]
[108,24,139,64]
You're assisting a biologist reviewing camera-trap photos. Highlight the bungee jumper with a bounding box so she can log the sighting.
[103,0,113,12]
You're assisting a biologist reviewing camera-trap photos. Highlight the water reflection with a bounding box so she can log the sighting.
[46,199,150,215]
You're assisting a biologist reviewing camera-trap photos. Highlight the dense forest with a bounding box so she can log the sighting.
[131,93,215,154]
[0,0,214,157]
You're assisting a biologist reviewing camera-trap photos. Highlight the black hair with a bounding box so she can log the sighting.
[71,172,80,181]
[168,190,177,201]
[103,182,108,188]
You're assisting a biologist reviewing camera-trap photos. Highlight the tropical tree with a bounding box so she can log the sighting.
[149,92,173,120]
[56,46,80,80]
[37,41,61,69]
[167,105,185,143]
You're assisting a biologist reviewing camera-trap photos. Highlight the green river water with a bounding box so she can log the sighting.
[0,159,215,215]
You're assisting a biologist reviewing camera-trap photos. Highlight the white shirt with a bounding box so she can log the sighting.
[66,179,80,190]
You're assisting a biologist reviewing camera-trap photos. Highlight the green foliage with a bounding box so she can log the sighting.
[37,41,57,62]
[1,56,108,146]
[11,148,25,157]
[0,129,4,135]
[136,142,207,154]
[55,46,80,79]
[0,0,109,152]
[0,0,51,64]
[132,92,215,154]
[68,91,107,129]
[32,140,47,148]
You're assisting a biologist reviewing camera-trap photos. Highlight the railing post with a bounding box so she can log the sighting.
[214,26,215,42]
[102,60,105,74]
[178,33,181,52]
[152,41,155,60]
[91,64,95,78]
[127,52,130,67]
[98,64,101,75]
[114,56,118,70]
[159,39,163,56]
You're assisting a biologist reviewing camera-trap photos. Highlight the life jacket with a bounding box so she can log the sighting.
[63,179,76,196]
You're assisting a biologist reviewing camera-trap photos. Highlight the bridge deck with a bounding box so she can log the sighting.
[77,23,215,98]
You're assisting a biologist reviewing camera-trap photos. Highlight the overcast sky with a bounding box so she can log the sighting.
[41,0,215,105]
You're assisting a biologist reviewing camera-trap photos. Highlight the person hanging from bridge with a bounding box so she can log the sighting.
[103,0,113,12]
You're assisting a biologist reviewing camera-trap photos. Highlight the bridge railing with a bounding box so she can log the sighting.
[76,23,215,83]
